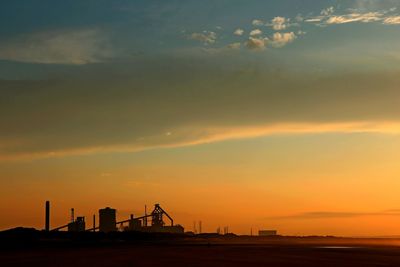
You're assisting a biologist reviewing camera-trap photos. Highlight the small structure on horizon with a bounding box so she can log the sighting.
[259,230,278,236]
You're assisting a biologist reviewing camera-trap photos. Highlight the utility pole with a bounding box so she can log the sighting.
[45,201,50,232]
[224,226,229,235]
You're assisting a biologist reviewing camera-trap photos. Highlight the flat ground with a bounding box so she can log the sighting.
[3,242,400,267]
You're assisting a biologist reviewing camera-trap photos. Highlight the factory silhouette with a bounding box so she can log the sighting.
[42,201,277,236]
[45,201,184,234]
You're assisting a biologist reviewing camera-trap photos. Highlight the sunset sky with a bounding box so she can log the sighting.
[2,0,400,236]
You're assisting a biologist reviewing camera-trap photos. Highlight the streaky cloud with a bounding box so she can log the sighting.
[0,29,112,65]
[2,63,400,161]
[3,121,400,161]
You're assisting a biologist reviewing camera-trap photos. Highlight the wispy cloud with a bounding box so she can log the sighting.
[4,121,400,161]
[270,16,288,31]
[321,6,335,16]
[244,32,297,51]
[383,16,400,24]
[252,16,296,31]
[269,32,297,48]
[249,29,263,36]
[245,37,267,51]
[326,12,384,24]
[352,0,399,11]
[252,19,264,27]
[306,5,400,26]
[233,28,244,36]
[305,18,322,23]
[189,31,217,45]
[2,61,400,161]
[227,42,241,50]
[0,29,112,65]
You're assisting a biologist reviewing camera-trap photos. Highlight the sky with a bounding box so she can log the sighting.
[2,0,400,236]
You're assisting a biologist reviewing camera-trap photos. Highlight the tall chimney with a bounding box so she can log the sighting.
[45,201,50,231]
[71,208,75,223]
[144,205,147,226]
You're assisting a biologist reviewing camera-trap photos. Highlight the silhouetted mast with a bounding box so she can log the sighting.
[45,201,50,231]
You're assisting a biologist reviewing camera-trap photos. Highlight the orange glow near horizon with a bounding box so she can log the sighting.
[2,131,400,236]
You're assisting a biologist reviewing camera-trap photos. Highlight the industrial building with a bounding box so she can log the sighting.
[128,215,142,231]
[50,207,86,232]
[99,207,117,233]
[45,201,184,234]
[68,217,85,232]
[116,204,184,234]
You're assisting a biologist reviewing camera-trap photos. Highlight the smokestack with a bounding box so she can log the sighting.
[144,205,147,226]
[45,201,50,231]
[93,214,96,232]
[71,208,75,223]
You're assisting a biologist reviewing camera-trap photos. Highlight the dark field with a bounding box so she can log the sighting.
[3,238,400,267]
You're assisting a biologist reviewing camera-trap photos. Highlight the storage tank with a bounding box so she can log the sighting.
[99,207,116,232]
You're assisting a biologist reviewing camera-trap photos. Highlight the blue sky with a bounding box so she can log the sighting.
[1,0,400,73]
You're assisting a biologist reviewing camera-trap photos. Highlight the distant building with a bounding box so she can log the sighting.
[128,214,142,231]
[99,207,116,233]
[145,225,184,234]
[68,217,85,232]
[123,205,185,234]
[126,218,184,234]
[259,230,277,236]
